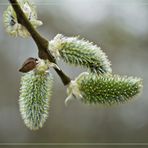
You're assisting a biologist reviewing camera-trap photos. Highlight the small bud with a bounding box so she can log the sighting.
[3,0,43,37]
[19,57,38,73]
[48,34,112,74]
[66,73,143,106]
[19,60,53,130]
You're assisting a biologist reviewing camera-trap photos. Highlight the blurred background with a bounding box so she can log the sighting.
[0,0,148,147]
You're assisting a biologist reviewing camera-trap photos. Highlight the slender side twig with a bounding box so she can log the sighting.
[8,0,71,85]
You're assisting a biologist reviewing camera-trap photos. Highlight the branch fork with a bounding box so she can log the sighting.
[9,0,71,85]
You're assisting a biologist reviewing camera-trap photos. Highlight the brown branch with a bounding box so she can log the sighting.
[8,0,71,85]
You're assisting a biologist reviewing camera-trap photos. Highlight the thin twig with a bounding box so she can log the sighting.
[8,0,71,85]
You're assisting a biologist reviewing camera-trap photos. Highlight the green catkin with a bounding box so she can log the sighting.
[3,0,42,37]
[19,60,53,130]
[66,73,143,105]
[49,34,112,74]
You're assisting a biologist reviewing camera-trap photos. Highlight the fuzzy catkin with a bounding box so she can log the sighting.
[19,70,53,130]
[67,73,143,105]
[3,0,42,37]
[49,34,112,74]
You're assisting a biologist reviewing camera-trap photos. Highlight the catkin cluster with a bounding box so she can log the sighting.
[3,0,143,130]
[48,34,143,105]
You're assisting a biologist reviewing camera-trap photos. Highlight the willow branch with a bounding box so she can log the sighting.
[8,0,71,85]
